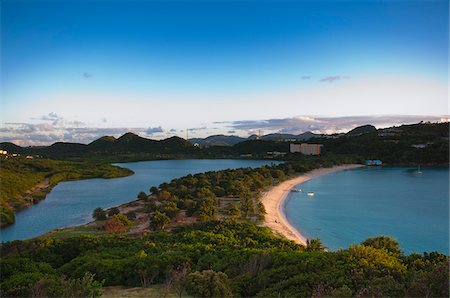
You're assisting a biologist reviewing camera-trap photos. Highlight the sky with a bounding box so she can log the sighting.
[1,0,448,145]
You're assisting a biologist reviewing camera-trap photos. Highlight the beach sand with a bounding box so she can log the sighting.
[261,164,364,246]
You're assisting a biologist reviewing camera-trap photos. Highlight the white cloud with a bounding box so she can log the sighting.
[146,126,164,134]
[227,115,447,134]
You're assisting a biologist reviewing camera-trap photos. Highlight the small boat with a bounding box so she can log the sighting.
[417,165,422,174]
[307,192,315,197]
[291,188,302,193]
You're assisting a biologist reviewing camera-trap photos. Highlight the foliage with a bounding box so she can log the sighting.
[361,235,402,256]
[137,191,147,200]
[107,207,120,217]
[185,270,232,298]
[306,238,325,252]
[103,214,133,233]
[0,221,447,297]
[149,211,170,230]
[92,208,107,221]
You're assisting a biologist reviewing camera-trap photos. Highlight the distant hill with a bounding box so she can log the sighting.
[260,131,322,141]
[189,135,246,146]
[0,133,196,159]
[0,142,27,154]
[190,131,322,146]
[346,125,376,136]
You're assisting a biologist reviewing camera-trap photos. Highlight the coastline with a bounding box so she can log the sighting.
[261,164,365,246]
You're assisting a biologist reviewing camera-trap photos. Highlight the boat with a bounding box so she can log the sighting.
[291,188,302,193]
[417,165,422,174]
[307,192,315,197]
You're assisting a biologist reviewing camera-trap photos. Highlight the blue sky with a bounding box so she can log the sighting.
[1,0,448,145]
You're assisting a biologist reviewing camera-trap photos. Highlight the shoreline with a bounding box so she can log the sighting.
[261,164,365,246]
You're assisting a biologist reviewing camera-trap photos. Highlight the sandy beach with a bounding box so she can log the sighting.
[261,164,364,246]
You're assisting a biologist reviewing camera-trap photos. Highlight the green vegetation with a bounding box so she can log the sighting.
[1,221,447,297]
[0,122,448,296]
[0,158,133,226]
[317,122,449,165]
[88,155,358,238]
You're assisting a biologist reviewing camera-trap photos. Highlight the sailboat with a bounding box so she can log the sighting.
[417,165,422,174]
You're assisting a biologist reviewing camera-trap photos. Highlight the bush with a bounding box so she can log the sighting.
[92,208,107,221]
[103,214,133,233]
[185,270,232,298]
[107,207,120,217]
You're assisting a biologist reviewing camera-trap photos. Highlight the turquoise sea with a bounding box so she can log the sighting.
[1,159,277,242]
[285,166,449,254]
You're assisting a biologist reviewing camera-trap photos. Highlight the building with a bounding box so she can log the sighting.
[365,160,382,166]
[0,150,7,155]
[266,151,287,158]
[290,143,323,155]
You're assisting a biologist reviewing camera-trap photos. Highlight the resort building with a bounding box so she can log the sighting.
[365,160,383,166]
[0,150,7,155]
[290,143,323,155]
[266,151,287,158]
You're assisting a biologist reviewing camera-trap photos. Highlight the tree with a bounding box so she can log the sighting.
[228,204,241,220]
[361,236,402,256]
[104,214,132,233]
[306,238,325,252]
[198,198,217,222]
[157,191,172,201]
[135,255,160,287]
[240,194,254,218]
[107,207,120,217]
[167,262,191,298]
[196,187,215,200]
[59,272,104,298]
[150,211,170,230]
[256,202,266,220]
[161,201,179,219]
[92,208,106,221]
[145,201,157,213]
[149,186,159,195]
[407,262,449,297]
[185,270,232,298]
[137,191,148,200]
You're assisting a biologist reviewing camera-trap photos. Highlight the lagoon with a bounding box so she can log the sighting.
[1,159,277,242]
[285,166,449,254]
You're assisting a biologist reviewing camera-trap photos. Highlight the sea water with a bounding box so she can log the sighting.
[285,166,449,254]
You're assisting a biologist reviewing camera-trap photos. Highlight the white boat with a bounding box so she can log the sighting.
[291,188,302,193]
[307,192,315,197]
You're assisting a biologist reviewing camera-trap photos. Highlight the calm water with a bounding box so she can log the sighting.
[285,167,449,254]
[1,159,277,242]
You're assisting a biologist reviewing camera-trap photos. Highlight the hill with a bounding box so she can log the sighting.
[317,122,449,165]
[190,131,323,146]
[346,124,377,136]
[189,134,246,146]
[1,122,448,165]
[0,133,198,160]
